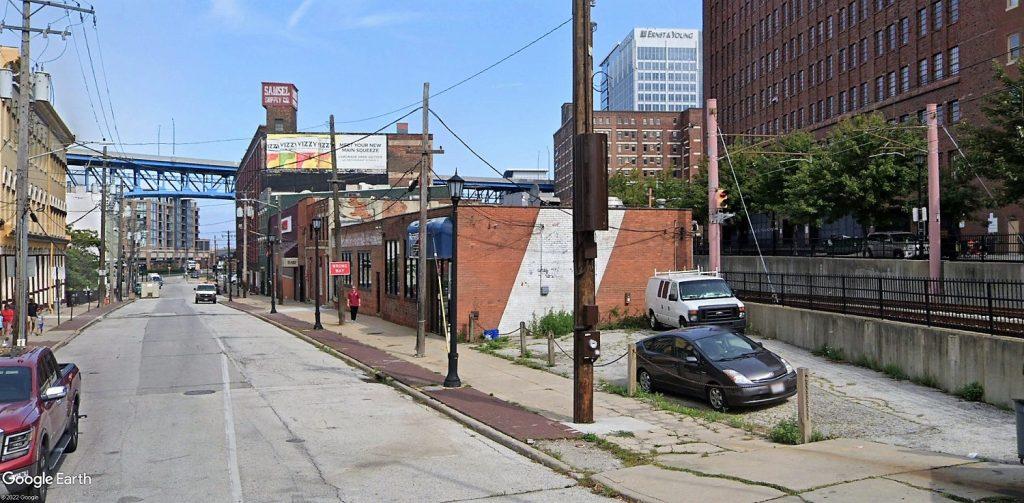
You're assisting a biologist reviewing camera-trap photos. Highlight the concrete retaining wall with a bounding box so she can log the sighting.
[695,255,1024,282]
[747,302,1024,408]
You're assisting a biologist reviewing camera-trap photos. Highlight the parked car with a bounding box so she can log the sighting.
[635,327,796,411]
[194,284,217,304]
[0,347,81,500]
[188,270,200,279]
[865,231,927,258]
[645,270,746,331]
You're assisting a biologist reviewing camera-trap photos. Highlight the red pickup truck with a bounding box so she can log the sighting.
[0,347,81,500]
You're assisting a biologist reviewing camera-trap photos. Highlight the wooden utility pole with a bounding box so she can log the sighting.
[416,83,430,357]
[99,146,108,302]
[116,184,125,301]
[572,0,598,424]
[329,115,344,325]
[926,103,941,292]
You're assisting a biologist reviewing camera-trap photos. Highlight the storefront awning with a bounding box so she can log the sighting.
[407,217,452,260]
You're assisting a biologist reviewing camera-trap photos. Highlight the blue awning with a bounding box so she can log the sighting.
[407,217,453,259]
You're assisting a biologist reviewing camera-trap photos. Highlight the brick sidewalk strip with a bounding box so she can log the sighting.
[227,301,576,441]
[47,301,128,333]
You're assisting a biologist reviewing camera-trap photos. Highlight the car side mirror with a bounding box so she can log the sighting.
[684,355,698,364]
[42,385,67,401]
[668,293,678,302]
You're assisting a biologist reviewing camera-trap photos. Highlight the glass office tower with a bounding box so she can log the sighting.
[599,28,703,112]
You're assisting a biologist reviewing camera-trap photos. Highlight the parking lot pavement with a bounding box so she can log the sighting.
[505,327,1018,463]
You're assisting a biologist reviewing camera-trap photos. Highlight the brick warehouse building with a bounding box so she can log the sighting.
[333,206,693,337]
[702,0,1024,233]
[235,82,431,289]
[553,104,705,203]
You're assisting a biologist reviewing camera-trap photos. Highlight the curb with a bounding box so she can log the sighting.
[51,300,136,352]
[226,302,578,477]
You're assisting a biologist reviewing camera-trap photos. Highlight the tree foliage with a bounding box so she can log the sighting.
[66,227,100,291]
[958,61,1024,205]
[608,169,706,221]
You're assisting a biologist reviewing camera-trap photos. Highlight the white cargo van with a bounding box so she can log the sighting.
[644,270,746,331]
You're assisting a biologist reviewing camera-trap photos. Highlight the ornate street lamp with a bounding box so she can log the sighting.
[267,235,277,314]
[311,217,324,330]
[443,172,464,388]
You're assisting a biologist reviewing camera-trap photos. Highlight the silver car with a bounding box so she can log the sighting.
[865,232,927,258]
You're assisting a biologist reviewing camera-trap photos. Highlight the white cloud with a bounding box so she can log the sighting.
[209,0,245,26]
[344,11,417,29]
[287,0,316,29]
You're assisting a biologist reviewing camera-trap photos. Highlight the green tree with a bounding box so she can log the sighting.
[958,61,1024,205]
[607,169,706,220]
[941,158,986,235]
[66,228,100,291]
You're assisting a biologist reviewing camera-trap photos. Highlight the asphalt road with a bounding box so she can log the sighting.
[49,278,606,502]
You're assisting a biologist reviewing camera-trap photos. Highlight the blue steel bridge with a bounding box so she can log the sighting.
[66,148,238,200]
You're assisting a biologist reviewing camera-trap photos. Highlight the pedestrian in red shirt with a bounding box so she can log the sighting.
[1,302,14,346]
[346,286,361,321]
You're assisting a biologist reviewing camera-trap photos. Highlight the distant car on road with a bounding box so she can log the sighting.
[645,270,746,332]
[635,326,796,411]
[148,273,164,288]
[865,231,927,258]
[189,270,200,279]
[0,347,81,499]
[194,284,217,304]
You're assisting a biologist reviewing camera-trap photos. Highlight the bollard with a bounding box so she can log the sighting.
[547,331,555,367]
[797,367,811,444]
[1015,398,1023,465]
[519,321,527,358]
[627,343,637,396]
[468,316,476,343]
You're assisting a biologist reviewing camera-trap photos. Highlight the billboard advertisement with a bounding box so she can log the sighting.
[266,134,388,173]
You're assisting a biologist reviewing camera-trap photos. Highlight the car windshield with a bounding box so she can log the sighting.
[676,279,734,300]
[693,332,760,362]
[197,285,216,292]
[0,367,32,403]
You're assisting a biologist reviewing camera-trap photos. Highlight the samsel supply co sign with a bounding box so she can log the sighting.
[266,134,388,173]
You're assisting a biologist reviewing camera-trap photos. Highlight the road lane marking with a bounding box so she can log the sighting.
[217,337,244,503]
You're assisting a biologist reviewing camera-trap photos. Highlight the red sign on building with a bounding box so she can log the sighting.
[261,82,298,110]
[329,261,350,276]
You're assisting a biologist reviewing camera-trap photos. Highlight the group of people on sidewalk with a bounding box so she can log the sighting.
[1,297,48,346]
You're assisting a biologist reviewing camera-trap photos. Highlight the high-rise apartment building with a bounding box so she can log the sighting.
[703,0,1024,232]
[132,198,200,269]
[600,28,703,112]
[553,104,705,203]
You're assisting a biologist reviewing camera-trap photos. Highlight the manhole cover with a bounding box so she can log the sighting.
[183,389,216,396]
[286,438,305,443]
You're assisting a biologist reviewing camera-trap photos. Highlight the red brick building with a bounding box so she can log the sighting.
[553,104,705,203]
[703,0,1024,232]
[335,206,693,337]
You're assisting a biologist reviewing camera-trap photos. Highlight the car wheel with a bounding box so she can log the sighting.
[24,445,48,500]
[706,385,728,412]
[648,310,660,330]
[866,248,874,258]
[678,316,688,329]
[638,369,654,393]
[66,401,79,453]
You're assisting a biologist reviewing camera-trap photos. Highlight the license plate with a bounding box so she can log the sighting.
[770,383,785,394]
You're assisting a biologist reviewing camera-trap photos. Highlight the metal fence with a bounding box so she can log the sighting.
[721,271,1024,338]
[696,233,1024,263]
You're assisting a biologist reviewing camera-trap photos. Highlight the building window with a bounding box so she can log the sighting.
[839,48,846,72]
[918,58,929,85]
[888,71,897,97]
[357,252,371,290]
[887,24,896,50]
[936,103,945,125]
[933,1,943,29]
[860,38,868,63]
[875,30,885,56]
[861,82,869,105]
[934,53,944,80]
[340,251,352,287]
[876,76,885,101]
[1010,33,1022,63]
[384,240,399,296]
[839,91,847,113]
[950,0,959,22]
[918,8,928,36]
[900,17,909,44]
[826,55,834,79]
[273,118,284,132]
[403,241,417,298]
[900,66,910,92]
[950,100,961,123]
[1010,0,1020,9]
[949,46,960,75]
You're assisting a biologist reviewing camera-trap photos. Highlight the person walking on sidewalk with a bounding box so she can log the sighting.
[27,298,38,336]
[1,302,13,346]
[346,286,361,321]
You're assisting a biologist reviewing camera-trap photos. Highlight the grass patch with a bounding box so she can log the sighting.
[479,336,511,351]
[881,363,909,381]
[768,418,828,445]
[597,380,759,433]
[528,310,574,337]
[954,382,984,402]
[581,433,651,467]
[852,354,880,371]
[911,374,940,389]
[811,344,845,362]
[610,430,635,438]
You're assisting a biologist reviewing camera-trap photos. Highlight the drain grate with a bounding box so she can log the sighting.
[183,389,216,396]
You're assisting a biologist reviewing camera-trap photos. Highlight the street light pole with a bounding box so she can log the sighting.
[443,173,465,388]
[311,217,324,330]
[267,235,277,314]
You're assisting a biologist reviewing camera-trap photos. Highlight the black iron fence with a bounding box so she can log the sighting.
[721,270,1024,338]
[695,233,1024,263]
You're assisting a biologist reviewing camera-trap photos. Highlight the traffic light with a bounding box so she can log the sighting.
[715,188,729,209]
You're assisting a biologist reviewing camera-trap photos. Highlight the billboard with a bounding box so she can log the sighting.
[266,134,388,173]
[262,82,297,109]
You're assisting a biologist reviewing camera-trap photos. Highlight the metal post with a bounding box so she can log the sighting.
[878,277,885,319]
[797,367,811,444]
[926,103,942,294]
[443,200,461,388]
[924,278,932,326]
[276,194,284,305]
[329,115,344,326]
[841,275,848,313]
[242,205,249,298]
[268,238,277,314]
[313,222,324,330]
[987,282,995,334]
[227,231,233,302]
[707,98,721,273]
[519,321,527,358]
[548,331,556,367]
[627,343,637,395]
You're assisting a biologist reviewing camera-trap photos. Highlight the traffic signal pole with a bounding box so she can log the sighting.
[706,99,721,273]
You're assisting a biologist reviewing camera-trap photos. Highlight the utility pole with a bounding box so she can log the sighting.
[926,103,941,292]
[241,204,249,298]
[129,199,138,297]
[571,0,602,424]
[329,115,344,326]
[416,82,430,357]
[276,194,284,305]
[707,98,721,273]
[116,184,125,301]
[225,231,233,302]
[99,146,108,303]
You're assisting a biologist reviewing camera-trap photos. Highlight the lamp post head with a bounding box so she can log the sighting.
[447,171,464,205]
[311,217,323,231]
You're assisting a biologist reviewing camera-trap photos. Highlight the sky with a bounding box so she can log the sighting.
[26,0,703,239]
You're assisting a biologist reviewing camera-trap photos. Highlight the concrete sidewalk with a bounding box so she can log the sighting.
[230,295,1024,502]
[21,300,133,351]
